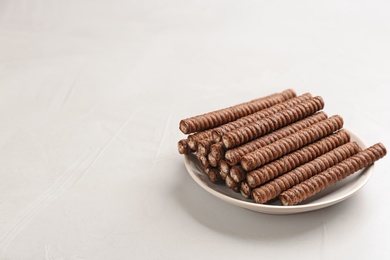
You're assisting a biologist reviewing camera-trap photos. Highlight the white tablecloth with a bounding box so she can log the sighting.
[1,1,389,259]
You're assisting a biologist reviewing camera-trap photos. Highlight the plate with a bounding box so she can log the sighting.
[184,129,374,214]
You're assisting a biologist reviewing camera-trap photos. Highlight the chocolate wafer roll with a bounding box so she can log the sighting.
[205,167,221,183]
[252,142,362,204]
[279,143,387,206]
[195,153,220,183]
[187,130,213,151]
[219,160,230,180]
[222,96,325,149]
[219,160,230,176]
[187,93,303,151]
[212,93,312,142]
[224,112,327,166]
[186,93,301,151]
[197,139,214,156]
[210,142,226,161]
[230,165,247,183]
[208,153,219,167]
[225,175,240,192]
[246,130,350,188]
[241,115,343,171]
[178,139,191,154]
[240,181,252,199]
[179,89,296,134]
[196,153,209,169]
[219,168,229,181]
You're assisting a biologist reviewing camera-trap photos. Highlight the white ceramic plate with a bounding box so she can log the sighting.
[184,129,374,214]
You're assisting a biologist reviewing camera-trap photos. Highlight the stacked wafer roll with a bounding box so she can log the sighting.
[178,89,387,206]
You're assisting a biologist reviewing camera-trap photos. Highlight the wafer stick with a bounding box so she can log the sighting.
[211,93,312,142]
[219,168,229,181]
[187,130,213,151]
[240,181,252,199]
[224,112,327,166]
[197,139,214,156]
[205,167,220,183]
[219,160,230,180]
[196,153,209,169]
[178,139,191,154]
[208,153,219,167]
[179,89,296,134]
[225,175,240,192]
[186,91,300,151]
[252,142,362,204]
[210,142,226,161]
[188,94,309,152]
[240,115,343,171]
[222,96,325,149]
[195,153,220,183]
[279,143,387,206]
[230,165,246,183]
[219,160,230,176]
[246,130,350,188]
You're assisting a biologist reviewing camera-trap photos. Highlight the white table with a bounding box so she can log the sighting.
[1,1,389,259]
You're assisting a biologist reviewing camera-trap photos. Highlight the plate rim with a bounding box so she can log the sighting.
[184,129,375,214]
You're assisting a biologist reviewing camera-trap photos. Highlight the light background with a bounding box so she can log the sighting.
[0,1,389,259]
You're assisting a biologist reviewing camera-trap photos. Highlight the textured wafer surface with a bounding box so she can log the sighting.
[180,89,295,134]
[279,143,387,206]
[211,93,312,141]
[252,142,361,204]
[224,112,327,166]
[240,115,343,171]
[246,130,350,188]
[222,97,324,149]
